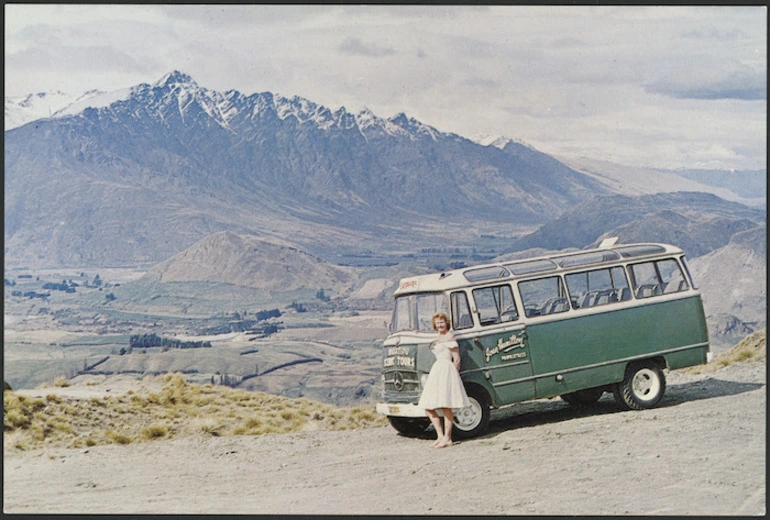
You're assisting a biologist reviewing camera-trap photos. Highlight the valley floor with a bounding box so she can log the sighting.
[3,360,765,515]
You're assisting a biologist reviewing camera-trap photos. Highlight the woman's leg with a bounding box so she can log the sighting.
[426,409,443,445]
[437,408,454,447]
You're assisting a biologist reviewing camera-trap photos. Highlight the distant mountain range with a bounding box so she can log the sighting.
[5,71,607,268]
[4,71,766,271]
[7,82,763,206]
[509,191,764,258]
[5,73,766,346]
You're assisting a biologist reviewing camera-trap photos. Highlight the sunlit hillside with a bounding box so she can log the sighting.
[682,329,766,375]
[4,374,386,451]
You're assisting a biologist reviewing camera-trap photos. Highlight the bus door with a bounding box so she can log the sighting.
[467,284,535,404]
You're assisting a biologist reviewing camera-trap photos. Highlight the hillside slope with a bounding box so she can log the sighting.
[144,231,357,292]
[559,155,765,207]
[689,225,767,332]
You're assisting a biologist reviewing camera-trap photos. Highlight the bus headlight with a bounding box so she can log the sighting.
[420,374,428,388]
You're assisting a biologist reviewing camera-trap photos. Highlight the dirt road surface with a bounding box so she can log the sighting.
[3,361,765,516]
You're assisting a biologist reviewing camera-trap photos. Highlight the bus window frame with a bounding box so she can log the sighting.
[390,292,449,333]
[565,265,631,310]
[680,256,698,290]
[471,283,519,327]
[450,290,475,330]
[517,275,570,318]
[628,258,689,299]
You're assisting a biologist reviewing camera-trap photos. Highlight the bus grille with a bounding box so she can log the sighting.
[384,370,420,394]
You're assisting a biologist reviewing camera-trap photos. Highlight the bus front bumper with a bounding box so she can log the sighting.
[376,402,426,417]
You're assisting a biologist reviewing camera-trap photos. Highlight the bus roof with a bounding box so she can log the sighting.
[394,241,685,296]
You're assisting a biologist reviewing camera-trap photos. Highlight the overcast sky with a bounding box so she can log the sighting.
[4,4,767,171]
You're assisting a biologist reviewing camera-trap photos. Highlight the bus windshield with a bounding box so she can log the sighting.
[391,292,449,332]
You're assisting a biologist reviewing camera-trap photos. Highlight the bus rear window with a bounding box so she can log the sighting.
[628,259,689,298]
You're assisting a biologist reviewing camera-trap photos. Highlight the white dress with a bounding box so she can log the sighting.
[418,335,471,411]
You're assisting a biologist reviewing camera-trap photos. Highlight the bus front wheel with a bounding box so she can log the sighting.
[452,386,491,439]
[613,361,666,410]
[387,416,429,437]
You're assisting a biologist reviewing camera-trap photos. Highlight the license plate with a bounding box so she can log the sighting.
[388,405,401,414]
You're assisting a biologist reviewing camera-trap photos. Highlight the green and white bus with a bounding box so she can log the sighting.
[376,240,711,438]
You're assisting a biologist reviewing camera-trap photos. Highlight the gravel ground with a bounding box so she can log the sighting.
[3,360,765,516]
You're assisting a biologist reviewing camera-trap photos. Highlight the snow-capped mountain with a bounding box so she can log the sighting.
[4,89,105,130]
[0,70,610,267]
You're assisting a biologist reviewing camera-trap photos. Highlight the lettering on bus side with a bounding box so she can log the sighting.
[384,346,415,368]
[485,332,526,363]
[383,355,415,368]
[387,346,410,356]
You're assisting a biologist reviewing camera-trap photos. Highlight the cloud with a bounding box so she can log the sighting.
[6,44,155,76]
[338,37,396,57]
[645,67,767,101]
[681,25,749,41]
[154,4,335,28]
[549,36,588,49]
[3,4,766,170]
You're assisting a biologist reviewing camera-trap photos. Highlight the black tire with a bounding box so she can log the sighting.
[613,360,666,410]
[561,387,604,406]
[387,416,430,437]
[452,386,491,439]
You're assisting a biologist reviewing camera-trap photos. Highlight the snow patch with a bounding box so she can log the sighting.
[53,88,132,118]
[471,133,533,149]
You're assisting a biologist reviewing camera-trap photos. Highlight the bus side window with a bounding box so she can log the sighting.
[629,259,688,299]
[451,291,474,330]
[566,266,630,309]
[518,276,568,317]
[471,284,518,326]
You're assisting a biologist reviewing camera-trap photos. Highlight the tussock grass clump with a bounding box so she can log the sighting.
[4,373,387,451]
[682,329,766,375]
[53,377,71,388]
[141,424,169,440]
[106,430,133,445]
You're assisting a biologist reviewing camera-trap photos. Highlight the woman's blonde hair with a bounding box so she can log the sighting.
[432,312,451,331]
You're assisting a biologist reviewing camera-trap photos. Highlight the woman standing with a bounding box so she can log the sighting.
[417,312,470,448]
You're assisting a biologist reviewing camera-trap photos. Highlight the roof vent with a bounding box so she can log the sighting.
[598,236,619,248]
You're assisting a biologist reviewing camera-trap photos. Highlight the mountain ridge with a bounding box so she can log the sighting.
[5,71,608,268]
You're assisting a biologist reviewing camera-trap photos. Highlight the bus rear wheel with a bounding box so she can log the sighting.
[561,387,604,406]
[387,416,429,437]
[452,386,491,439]
[613,360,666,410]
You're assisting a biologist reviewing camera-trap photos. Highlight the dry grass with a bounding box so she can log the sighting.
[52,377,71,388]
[4,373,386,451]
[682,329,766,375]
